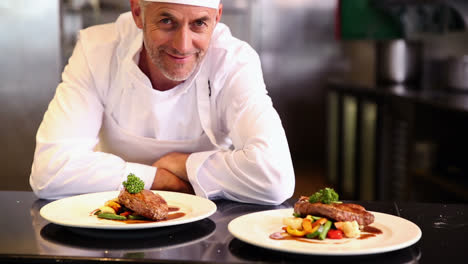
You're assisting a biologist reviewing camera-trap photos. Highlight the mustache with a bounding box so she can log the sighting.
[158,46,201,57]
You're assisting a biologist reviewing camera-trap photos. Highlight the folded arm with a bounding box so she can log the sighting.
[185,52,296,205]
[30,35,155,199]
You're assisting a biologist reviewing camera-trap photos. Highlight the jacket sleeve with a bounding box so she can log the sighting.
[29,33,155,200]
[186,48,295,205]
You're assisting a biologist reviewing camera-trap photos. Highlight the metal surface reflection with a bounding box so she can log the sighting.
[30,197,290,262]
[8,192,468,263]
[40,218,216,250]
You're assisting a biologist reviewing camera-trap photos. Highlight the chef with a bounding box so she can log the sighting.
[30,0,295,205]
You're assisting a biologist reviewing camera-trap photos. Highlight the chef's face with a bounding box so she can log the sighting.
[132,1,222,82]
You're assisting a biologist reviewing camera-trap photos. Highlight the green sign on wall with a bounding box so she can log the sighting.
[340,0,403,40]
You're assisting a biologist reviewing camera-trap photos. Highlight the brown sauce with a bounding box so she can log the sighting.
[168,206,179,212]
[166,212,185,220]
[357,225,382,239]
[358,234,376,240]
[362,225,382,234]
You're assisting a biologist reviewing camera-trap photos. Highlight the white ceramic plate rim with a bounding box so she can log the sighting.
[228,208,422,256]
[40,191,217,230]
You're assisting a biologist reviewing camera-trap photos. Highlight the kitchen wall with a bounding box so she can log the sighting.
[0,0,341,191]
[0,0,61,190]
[256,0,341,168]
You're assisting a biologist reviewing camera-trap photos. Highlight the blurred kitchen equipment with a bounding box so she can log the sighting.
[341,40,377,87]
[446,55,468,91]
[377,39,422,86]
[447,0,468,29]
[412,141,437,174]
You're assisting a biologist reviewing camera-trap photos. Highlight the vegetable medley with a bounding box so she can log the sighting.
[282,214,361,239]
[283,188,363,240]
[92,198,148,221]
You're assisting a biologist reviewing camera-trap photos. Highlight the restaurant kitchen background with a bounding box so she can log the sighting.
[2,0,468,203]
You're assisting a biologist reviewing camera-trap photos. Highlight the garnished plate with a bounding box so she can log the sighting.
[228,208,421,255]
[40,191,216,230]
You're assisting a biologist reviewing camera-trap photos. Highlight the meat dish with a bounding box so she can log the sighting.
[118,189,168,220]
[294,196,374,226]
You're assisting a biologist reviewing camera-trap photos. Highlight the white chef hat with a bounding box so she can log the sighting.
[144,0,220,9]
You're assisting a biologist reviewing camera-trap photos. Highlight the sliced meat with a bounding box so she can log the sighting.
[118,189,168,220]
[294,196,374,226]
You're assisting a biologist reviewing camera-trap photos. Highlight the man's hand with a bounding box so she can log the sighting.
[151,168,194,194]
[153,152,190,181]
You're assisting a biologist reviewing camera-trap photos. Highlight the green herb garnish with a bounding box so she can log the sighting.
[308,187,340,204]
[292,212,302,217]
[122,173,144,194]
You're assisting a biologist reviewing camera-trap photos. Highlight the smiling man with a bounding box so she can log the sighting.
[30,0,295,205]
[135,0,217,89]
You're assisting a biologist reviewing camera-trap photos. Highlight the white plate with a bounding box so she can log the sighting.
[40,191,217,230]
[228,208,422,256]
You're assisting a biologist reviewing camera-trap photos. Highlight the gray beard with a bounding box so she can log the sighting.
[143,37,200,82]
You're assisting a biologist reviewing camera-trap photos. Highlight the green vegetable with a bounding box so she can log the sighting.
[306,225,323,239]
[311,215,323,221]
[308,188,340,204]
[318,220,332,240]
[128,214,146,220]
[122,173,145,194]
[98,213,127,220]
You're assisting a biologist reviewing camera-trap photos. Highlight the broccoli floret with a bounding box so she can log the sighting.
[308,188,340,204]
[122,173,144,194]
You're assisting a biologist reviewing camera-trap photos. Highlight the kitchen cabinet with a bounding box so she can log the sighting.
[327,80,468,202]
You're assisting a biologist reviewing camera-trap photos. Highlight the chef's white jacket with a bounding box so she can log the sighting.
[30,12,295,205]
